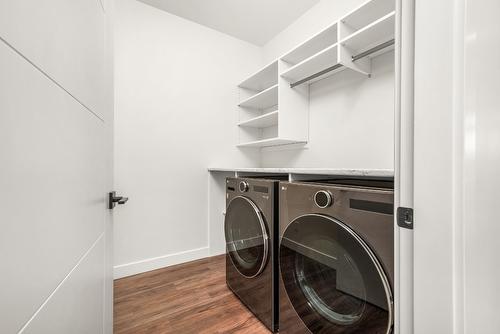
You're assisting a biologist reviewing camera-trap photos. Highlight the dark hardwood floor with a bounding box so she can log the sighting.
[114,254,271,334]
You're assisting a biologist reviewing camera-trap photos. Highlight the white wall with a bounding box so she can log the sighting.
[259,0,395,170]
[113,0,261,278]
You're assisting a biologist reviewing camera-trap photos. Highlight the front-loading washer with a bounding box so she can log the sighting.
[279,179,394,334]
[224,177,283,332]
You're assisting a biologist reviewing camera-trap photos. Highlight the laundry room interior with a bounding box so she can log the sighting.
[2,0,499,333]
[114,0,400,332]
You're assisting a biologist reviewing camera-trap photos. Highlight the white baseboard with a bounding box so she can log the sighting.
[209,247,226,257]
[113,247,210,279]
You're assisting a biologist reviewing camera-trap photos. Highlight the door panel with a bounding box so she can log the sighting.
[463,0,500,332]
[413,0,456,333]
[0,23,110,334]
[0,0,108,119]
[22,237,105,334]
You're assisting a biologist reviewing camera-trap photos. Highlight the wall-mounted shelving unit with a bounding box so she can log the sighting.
[235,0,395,149]
[237,59,308,148]
[280,0,395,87]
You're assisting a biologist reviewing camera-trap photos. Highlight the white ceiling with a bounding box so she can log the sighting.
[137,0,320,46]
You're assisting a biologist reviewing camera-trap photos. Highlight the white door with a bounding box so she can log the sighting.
[414,0,500,333]
[461,1,500,332]
[0,0,114,333]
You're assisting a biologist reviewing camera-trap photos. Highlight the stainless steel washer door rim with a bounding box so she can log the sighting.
[279,213,393,334]
[224,195,269,279]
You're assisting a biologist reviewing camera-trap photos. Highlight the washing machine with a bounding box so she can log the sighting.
[224,177,283,332]
[279,179,394,334]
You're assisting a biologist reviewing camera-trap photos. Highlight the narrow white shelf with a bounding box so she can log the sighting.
[281,23,338,65]
[238,111,279,128]
[237,137,305,148]
[341,11,395,53]
[340,0,395,38]
[238,61,278,92]
[238,84,278,109]
[281,44,343,84]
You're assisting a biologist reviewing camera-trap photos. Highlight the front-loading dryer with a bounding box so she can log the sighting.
[279,180,394,334]
[224,177,281,332]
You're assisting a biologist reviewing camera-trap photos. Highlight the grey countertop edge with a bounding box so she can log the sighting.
[207,167,394,177]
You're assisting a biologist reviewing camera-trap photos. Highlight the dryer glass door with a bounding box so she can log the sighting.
[225,196,269,278]
[280,214,392,334]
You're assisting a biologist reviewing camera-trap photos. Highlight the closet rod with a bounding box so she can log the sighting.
[351,38,395,61]
[290,63,343,88]
[289,38,395,88]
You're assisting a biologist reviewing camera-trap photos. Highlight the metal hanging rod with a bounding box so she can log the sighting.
[289,38,395,88]
[290,63,343,88]
[351,38,395,61]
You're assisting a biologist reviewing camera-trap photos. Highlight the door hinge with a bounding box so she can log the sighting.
[397,207,413,229]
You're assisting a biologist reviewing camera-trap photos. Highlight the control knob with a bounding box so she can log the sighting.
[314,190,333,208]
[239,181,249,192]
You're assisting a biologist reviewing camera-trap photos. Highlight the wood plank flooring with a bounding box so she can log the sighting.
[114,254,271,334]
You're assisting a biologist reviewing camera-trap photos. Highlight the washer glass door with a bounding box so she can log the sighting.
[280,214,392,334]
[225,196,269,278]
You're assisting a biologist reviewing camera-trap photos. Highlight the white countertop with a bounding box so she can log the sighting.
[208,167,394,178]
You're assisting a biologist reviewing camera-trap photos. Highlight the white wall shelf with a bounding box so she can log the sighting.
[236,137,305,148]
[281,44,345,84]
[281,23,338,65]
[339,0,395,39]
[238,60,278,92]
[341,11,395,54]
[238,110,279,128]
[238,84,278,110]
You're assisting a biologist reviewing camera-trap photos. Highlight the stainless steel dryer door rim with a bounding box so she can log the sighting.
[280,213,393,334]
[225,195,269,279]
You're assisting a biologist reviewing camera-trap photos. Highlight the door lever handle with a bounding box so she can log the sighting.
[109,191,129,209]
[117,197,129,205]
